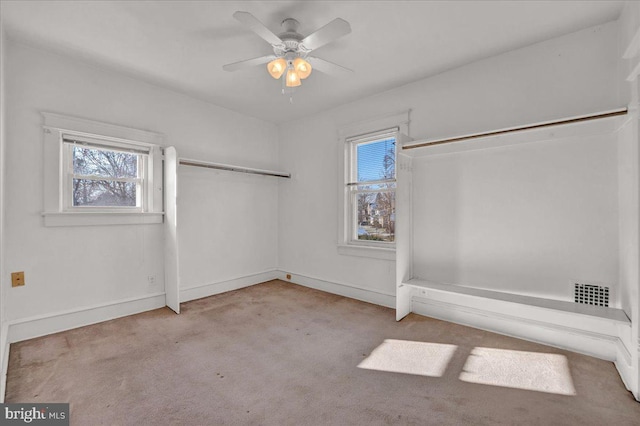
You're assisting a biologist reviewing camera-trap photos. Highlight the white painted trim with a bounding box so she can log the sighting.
[42,211,163,227]
[42,113,164,223]
[337,111,410,257]
[395,152,413,320]
[615,337,635,395]
[7,293,166,344]
[274,272,635,376]
[411,296,620,361]
[42,112,163,145]
[338,111,411,138]
[180,270,280,303]
[280,270,396,309]
[164,147,180,313]
[0,270,635,401]
[336,244,395,260]
[1,323,9,403]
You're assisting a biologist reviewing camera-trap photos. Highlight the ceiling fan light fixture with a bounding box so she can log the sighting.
[267,58,287,79]
[224,11,352,93]
[286,69,301,87]
[294,57,312,79]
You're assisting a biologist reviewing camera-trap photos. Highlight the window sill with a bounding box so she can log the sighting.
[42,212,164,227]
[337,244,396,260]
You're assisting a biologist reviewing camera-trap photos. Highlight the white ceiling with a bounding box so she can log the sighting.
[1,1,624,124]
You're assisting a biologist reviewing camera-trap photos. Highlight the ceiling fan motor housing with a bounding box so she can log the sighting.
[274,18,307,57]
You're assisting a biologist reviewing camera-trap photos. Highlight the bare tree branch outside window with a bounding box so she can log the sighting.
[72,146,139,207]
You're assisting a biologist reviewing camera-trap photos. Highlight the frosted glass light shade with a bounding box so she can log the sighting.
[286,69,301,87]
[267,58,287,79]
[294,58,312,79]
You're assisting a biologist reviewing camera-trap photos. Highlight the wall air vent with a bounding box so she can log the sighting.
[574,283,609,307]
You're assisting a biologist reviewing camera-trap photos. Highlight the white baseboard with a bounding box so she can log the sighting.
[1,322,9,403]
[279,270,396,309]
[411,296,621,361]
[614,337,636,399]
[637,343,640,401]
[1,270,637,402]
[6,269,281,346]
[275,272,640,397]
[8,293,166,344]
[180,270,280,303]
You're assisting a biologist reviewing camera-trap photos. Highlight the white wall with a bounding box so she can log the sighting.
[177,166,279,292]
[618,1,640,104]
[279,21,620,300]
[278,114,397,299]
[0,6,9,401]
[412,130,618,303]
[3,39,279,324]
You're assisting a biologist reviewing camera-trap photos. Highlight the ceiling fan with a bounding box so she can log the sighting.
[222,11,352,90]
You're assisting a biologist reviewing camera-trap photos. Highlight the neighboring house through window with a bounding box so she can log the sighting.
[338,111,409,260]
[347,131,396,244]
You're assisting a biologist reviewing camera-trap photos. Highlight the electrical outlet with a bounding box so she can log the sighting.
[12,271,25,287]
[147,275,156,284]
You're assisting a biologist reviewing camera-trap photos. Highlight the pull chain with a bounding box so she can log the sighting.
[281,74,295,103]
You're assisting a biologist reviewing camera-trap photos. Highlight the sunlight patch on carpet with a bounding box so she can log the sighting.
[358,339,457,377]
[459,347,576,395]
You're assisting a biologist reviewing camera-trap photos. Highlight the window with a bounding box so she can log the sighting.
[337,111,409,259]
[347,131,396,244]
[62,135,149,211]
[42,112,164,226]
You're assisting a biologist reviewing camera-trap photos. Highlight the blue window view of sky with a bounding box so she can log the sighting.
[357,138,395,182]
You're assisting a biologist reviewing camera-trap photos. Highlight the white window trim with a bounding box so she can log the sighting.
[42,112,164,226]
[337,111,410,260]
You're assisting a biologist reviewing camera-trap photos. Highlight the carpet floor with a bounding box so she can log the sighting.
[5,280,640,425]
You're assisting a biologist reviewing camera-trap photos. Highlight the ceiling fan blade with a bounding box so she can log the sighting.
[233,11,283,47]
[223,55,276,72]
[299,18,351,52]
[307,57,353,77]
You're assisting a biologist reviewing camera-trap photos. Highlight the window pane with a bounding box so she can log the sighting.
[72,179,137,207]
[73,146,138,178]
[357,138,395,183]
[356,191,395,242]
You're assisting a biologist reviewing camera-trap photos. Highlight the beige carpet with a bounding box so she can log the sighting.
[5,280,640,425]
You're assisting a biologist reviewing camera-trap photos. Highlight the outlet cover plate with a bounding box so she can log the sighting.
[12,271,25,287]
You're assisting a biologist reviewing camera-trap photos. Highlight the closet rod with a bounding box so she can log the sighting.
[403,107,628,150]
[179,158,291,179]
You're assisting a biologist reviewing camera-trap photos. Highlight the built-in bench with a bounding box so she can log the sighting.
[396,277,632,381]
[403,278,630,324]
